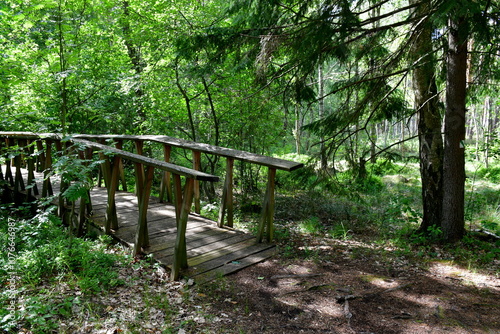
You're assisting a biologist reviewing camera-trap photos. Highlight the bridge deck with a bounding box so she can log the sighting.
[3,167,275,284]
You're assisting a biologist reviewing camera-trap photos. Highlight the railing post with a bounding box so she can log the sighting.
[35,140,45,173]
[54,140,67,219]
[26,139,39,198]
[134,140,146,196]
[115,140,128,191]
[75,147,93,237]
[133,165,154,256]
[4,138,14,186]
[218,157,234,228]
[14,139,25,192]
[192,150,201,214]
[159,144,172,203]
[42,139,54,197]
[0,138,4,182]
[257,167,276,243]
[171,177,195,281]
[99,151,119,233]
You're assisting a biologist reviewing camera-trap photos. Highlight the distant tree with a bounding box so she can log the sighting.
[208,0,500,242]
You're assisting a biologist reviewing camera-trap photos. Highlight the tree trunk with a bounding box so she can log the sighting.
[442,15,468,242]
[318,63,327,169]
[122,1,147,125]
[411,0,443,233]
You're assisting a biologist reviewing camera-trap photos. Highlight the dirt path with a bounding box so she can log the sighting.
[195,239,500,333]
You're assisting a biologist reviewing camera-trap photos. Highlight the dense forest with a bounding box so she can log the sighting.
[1,0,500,333]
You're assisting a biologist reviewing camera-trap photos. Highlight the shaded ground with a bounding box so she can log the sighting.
[194,237,500,334]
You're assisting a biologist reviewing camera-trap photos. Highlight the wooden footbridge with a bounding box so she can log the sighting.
[0,132,303,283]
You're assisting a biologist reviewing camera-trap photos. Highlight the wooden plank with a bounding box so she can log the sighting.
[185,243,275,278]
[192,247,276,285]
[146,225,221,252]
[187,237,258,266]
[154,229,253,261]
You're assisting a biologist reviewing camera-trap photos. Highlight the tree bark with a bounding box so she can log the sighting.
[442,15,468,242]
[122,1,147,125]
[410,0,444,233]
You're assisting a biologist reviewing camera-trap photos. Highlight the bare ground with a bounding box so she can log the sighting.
[193,237,500,334]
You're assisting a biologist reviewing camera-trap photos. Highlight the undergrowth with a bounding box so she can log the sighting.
[0,204,126,333]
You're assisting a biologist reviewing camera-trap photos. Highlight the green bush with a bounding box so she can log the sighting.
[0,206,123,293]
[476,166,500,183]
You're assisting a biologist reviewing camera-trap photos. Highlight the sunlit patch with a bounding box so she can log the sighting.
[359,274,399,288]
[429,260,500,291]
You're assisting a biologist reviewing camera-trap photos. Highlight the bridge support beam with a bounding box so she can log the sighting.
[192,150,201,214]
[218,157,234,228]
[159,144,172,203]
[134,165,154,256]
[257,167,276,243]
[171,176,195,281]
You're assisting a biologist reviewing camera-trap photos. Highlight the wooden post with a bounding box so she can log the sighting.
[4,138,13,186]
[171,177,195,281]
[257,167,276,243]
[42,139,53,197]
[115,140,128,191]
[14,139,25,192]
[12,139,24,205]
[218,157,234,228]
[26,140,39,198]
[134,140,145,196]
[173,174,182,221]
[159,144,172,203]
[35,140,45,173]
[133,165,154,256]
[192,150,201,214]
[99,152,119,233]
[54,140,66,219]
[0,138,3,181]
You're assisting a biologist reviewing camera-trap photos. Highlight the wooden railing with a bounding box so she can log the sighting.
[72,134,304,243]
[0,132,303,280]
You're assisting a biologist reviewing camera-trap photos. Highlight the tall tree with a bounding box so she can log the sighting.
[442,11,468,242]
[410,0,444,233]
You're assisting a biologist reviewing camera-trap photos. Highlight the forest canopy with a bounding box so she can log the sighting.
[1,0,500,242]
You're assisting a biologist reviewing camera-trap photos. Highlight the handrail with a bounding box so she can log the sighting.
[0,131,220,280]
[73,134,304,172]
[1,131,304,279]
[73,139,219,182]
[72,133,303,241]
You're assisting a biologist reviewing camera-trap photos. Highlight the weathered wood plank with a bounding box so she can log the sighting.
[191,247,276,285]
[154,230,254,261]
[184,243,275,278]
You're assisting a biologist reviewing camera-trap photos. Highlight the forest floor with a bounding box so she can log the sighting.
[46,221,499,334]
[7,170,500,334]
[194,234,500,334]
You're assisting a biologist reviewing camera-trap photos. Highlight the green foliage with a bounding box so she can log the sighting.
[475,166,500,183]
[0,207,123,293]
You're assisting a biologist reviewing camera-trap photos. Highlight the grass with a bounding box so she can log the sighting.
[270,158,500,274]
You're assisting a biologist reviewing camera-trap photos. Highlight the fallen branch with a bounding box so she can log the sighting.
[270,273,325,280]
